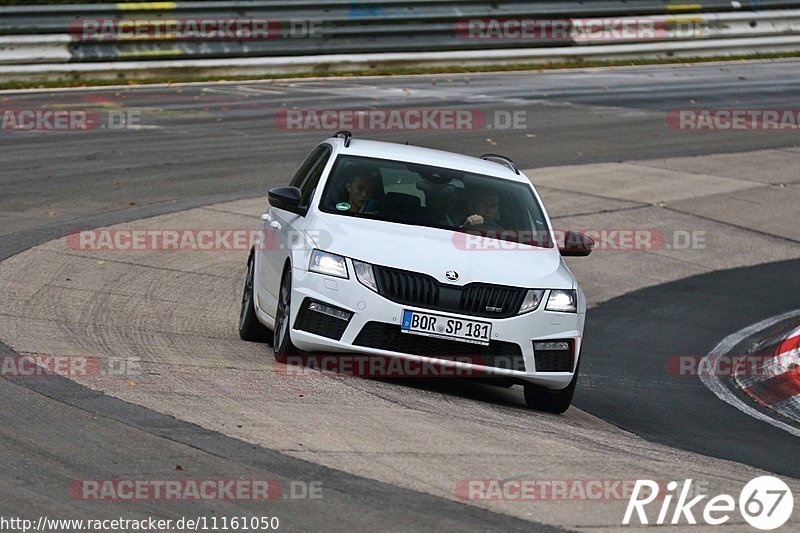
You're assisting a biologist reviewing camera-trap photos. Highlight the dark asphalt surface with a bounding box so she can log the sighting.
[1,61,799,525]
[3,60,800,256]
[576,259,800,480]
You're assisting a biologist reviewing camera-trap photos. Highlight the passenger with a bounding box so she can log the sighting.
[344,173,379,214]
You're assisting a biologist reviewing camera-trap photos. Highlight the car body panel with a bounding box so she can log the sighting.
[304,212,574,290]
[251,135,589,390]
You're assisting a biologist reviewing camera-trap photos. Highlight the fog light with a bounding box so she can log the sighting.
[533,339,575,372]
[307,301,352,321]
[534,340,571,351]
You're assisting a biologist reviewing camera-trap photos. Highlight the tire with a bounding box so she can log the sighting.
[238,250,273,344]
[273,266,300,362]
[523,362,579,414]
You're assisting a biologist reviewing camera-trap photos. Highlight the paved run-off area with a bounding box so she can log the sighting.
[1,146,799,530]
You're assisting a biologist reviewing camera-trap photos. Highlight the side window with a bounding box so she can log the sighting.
[289,145,327,188]
[299,147,331,207]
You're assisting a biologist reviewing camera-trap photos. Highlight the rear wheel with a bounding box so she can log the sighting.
[523,363,579,414]
[273,267,299,362]
[238,250,273,344]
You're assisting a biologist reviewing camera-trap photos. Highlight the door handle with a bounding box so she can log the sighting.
[270,220,281,231]
[261,213,271,222]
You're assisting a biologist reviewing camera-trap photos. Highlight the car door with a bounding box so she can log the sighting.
[257,144,332,317]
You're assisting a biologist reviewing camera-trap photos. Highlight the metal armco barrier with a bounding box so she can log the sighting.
[1,1,799,80]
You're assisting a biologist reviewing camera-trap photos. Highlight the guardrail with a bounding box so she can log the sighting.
[1,1,800,81]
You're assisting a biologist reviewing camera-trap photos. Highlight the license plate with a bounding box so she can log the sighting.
[401,310,492,345]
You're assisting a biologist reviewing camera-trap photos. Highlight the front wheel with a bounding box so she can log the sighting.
[238,250,273,344]
[523,364,579,414]
[273,267,300,362]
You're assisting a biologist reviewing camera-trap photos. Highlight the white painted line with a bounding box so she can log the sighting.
[782,327,800,343]
[700,308,800,438]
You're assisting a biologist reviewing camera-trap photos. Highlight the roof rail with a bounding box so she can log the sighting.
[334,130,352,147]
[480,153,519,175]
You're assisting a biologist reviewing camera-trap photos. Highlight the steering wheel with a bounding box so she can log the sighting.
[461,220,504,231]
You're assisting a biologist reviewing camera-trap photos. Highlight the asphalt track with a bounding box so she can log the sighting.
[577,258,800,479]
[3,59,800,254]
[1,60,799,527]
[0,352,555,532]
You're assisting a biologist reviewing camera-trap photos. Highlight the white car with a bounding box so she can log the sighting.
[239,132,593,413]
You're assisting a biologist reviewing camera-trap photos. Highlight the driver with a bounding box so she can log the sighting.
[463,189,500,227]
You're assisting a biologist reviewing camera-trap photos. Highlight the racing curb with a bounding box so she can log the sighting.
[737,327,800,421]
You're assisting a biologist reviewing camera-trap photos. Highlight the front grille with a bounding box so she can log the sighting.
[353,322,525,371]
[294,299,350,341]
[373,266,439,307]
[372,264,526,319]
[533,341,574,372]
[459,284,525,317]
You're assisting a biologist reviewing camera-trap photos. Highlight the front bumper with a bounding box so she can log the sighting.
[287,264,585,389]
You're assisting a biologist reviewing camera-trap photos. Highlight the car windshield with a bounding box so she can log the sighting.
[318,155,553,247]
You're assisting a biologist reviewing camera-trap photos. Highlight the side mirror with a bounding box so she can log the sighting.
[267,186,306,216]
[560,231,594,257]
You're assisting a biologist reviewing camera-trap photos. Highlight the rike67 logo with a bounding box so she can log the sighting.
[623,477,793,530]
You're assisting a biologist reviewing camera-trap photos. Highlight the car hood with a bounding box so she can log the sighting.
[308,214,574,289]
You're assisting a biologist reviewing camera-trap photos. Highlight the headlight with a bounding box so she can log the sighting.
[309,250,348,279]
[518,289,545,314]
[352,259,378,292]
[545,289,577,313]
